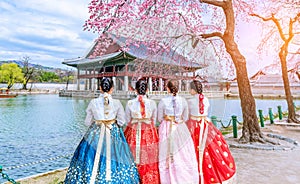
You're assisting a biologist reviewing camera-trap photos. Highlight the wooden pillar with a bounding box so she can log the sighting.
[84,69,88,90]
[178,80,182,92]
[89,70,92,90]
[148,77,153,92]
[159,78,163,91]
[97,78,100,90]
[112,77,117,91]
[77,69,80,90]
[186,80,190,91]
[124,76,129,91]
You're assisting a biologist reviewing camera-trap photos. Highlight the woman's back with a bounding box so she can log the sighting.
[126,96,157,120]
[157,95,188,123]
[187,94,210,117]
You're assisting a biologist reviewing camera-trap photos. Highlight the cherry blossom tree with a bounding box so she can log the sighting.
[248,0,300,123]
[85,0,267,143]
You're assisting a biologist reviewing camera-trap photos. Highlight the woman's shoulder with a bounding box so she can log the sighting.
[160,96,171,102]
[90,97,99,103]
[178,95,188,103]
[145,98,156,105]
[126,98,136,106]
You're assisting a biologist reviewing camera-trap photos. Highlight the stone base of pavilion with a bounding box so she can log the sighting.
[58,90,229,99]
[225,93,300,99]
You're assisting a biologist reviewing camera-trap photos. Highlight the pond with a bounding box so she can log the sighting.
[0,94,298,182]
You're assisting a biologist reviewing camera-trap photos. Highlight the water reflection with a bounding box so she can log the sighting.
[0,95,89,181]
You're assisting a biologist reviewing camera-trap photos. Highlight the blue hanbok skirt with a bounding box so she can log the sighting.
[64,122,140,184]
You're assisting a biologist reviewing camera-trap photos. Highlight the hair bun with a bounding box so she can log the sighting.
[191,80,203,94]
[167,80,179,96]
[100,77,113,92]
[136,79,148,95]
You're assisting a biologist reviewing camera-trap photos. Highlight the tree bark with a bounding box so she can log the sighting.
[250,13,300,123]
[279,44,300,123]
[222,1,263,142]
[200,0,263,142]
[22,78,30,90]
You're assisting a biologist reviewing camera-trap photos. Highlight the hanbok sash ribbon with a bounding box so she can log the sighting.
[163,115,183,168]
[90,119,115,183]
[198,118,208,183]
[189,115,207,121]
[131,118,151,164]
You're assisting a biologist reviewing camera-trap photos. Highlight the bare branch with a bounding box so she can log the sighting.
[249,13,272,21]
[178,12,190,30]
[156,33,194,40]
[199,0,226,7]
[250,13,286,42]
[103,1,128,33]
[200,32,223,39]
[291,13,300,24]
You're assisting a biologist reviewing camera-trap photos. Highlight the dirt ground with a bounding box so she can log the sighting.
[15,123,300,184]
[230,124,300,184]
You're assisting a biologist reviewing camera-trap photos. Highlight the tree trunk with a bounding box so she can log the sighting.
[223,38,263,142]
[222,1,262,143]
[22,80,29,90]
[279,45,300,123]
[66,78,69,90]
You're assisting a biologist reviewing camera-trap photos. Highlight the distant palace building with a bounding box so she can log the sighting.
[62,34,203,97]
[229,64,300,97]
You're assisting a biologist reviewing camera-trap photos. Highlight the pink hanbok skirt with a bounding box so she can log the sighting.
[158,120,199,184]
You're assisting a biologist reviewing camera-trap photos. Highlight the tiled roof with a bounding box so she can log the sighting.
[63,34,203,69]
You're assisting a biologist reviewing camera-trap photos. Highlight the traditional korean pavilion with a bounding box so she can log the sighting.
[62,34,203,95]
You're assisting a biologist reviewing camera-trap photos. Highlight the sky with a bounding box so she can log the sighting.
[0,0,96,69]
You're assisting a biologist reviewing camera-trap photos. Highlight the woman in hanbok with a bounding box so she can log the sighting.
[124,79,160,183]
[186,80,236,184]
[157,79,199,184]
[64,77,139,184]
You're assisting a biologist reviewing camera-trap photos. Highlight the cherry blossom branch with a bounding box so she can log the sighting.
[250,13,287,42]
[103,0,128,33]
[200,32,223,39]
[178,12,190,31]
[199,0,226,7]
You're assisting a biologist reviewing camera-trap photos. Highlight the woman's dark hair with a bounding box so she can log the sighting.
[190,80,203,94]
[135,79,148,95]
[167,80,179,96]
[100,77,114,92]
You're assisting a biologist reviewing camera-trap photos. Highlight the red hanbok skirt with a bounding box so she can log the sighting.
[187,118,236,184]
[124,121,160,184]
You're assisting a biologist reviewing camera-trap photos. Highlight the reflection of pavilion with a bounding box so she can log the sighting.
[62,35,203,98]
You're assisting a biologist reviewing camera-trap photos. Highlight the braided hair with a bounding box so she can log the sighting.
[100,77,114,93]
[135,79,148,95]
[190,80,204,114]
[100,77,113,106]
[190,80,203,94]
[167,80,179,96]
